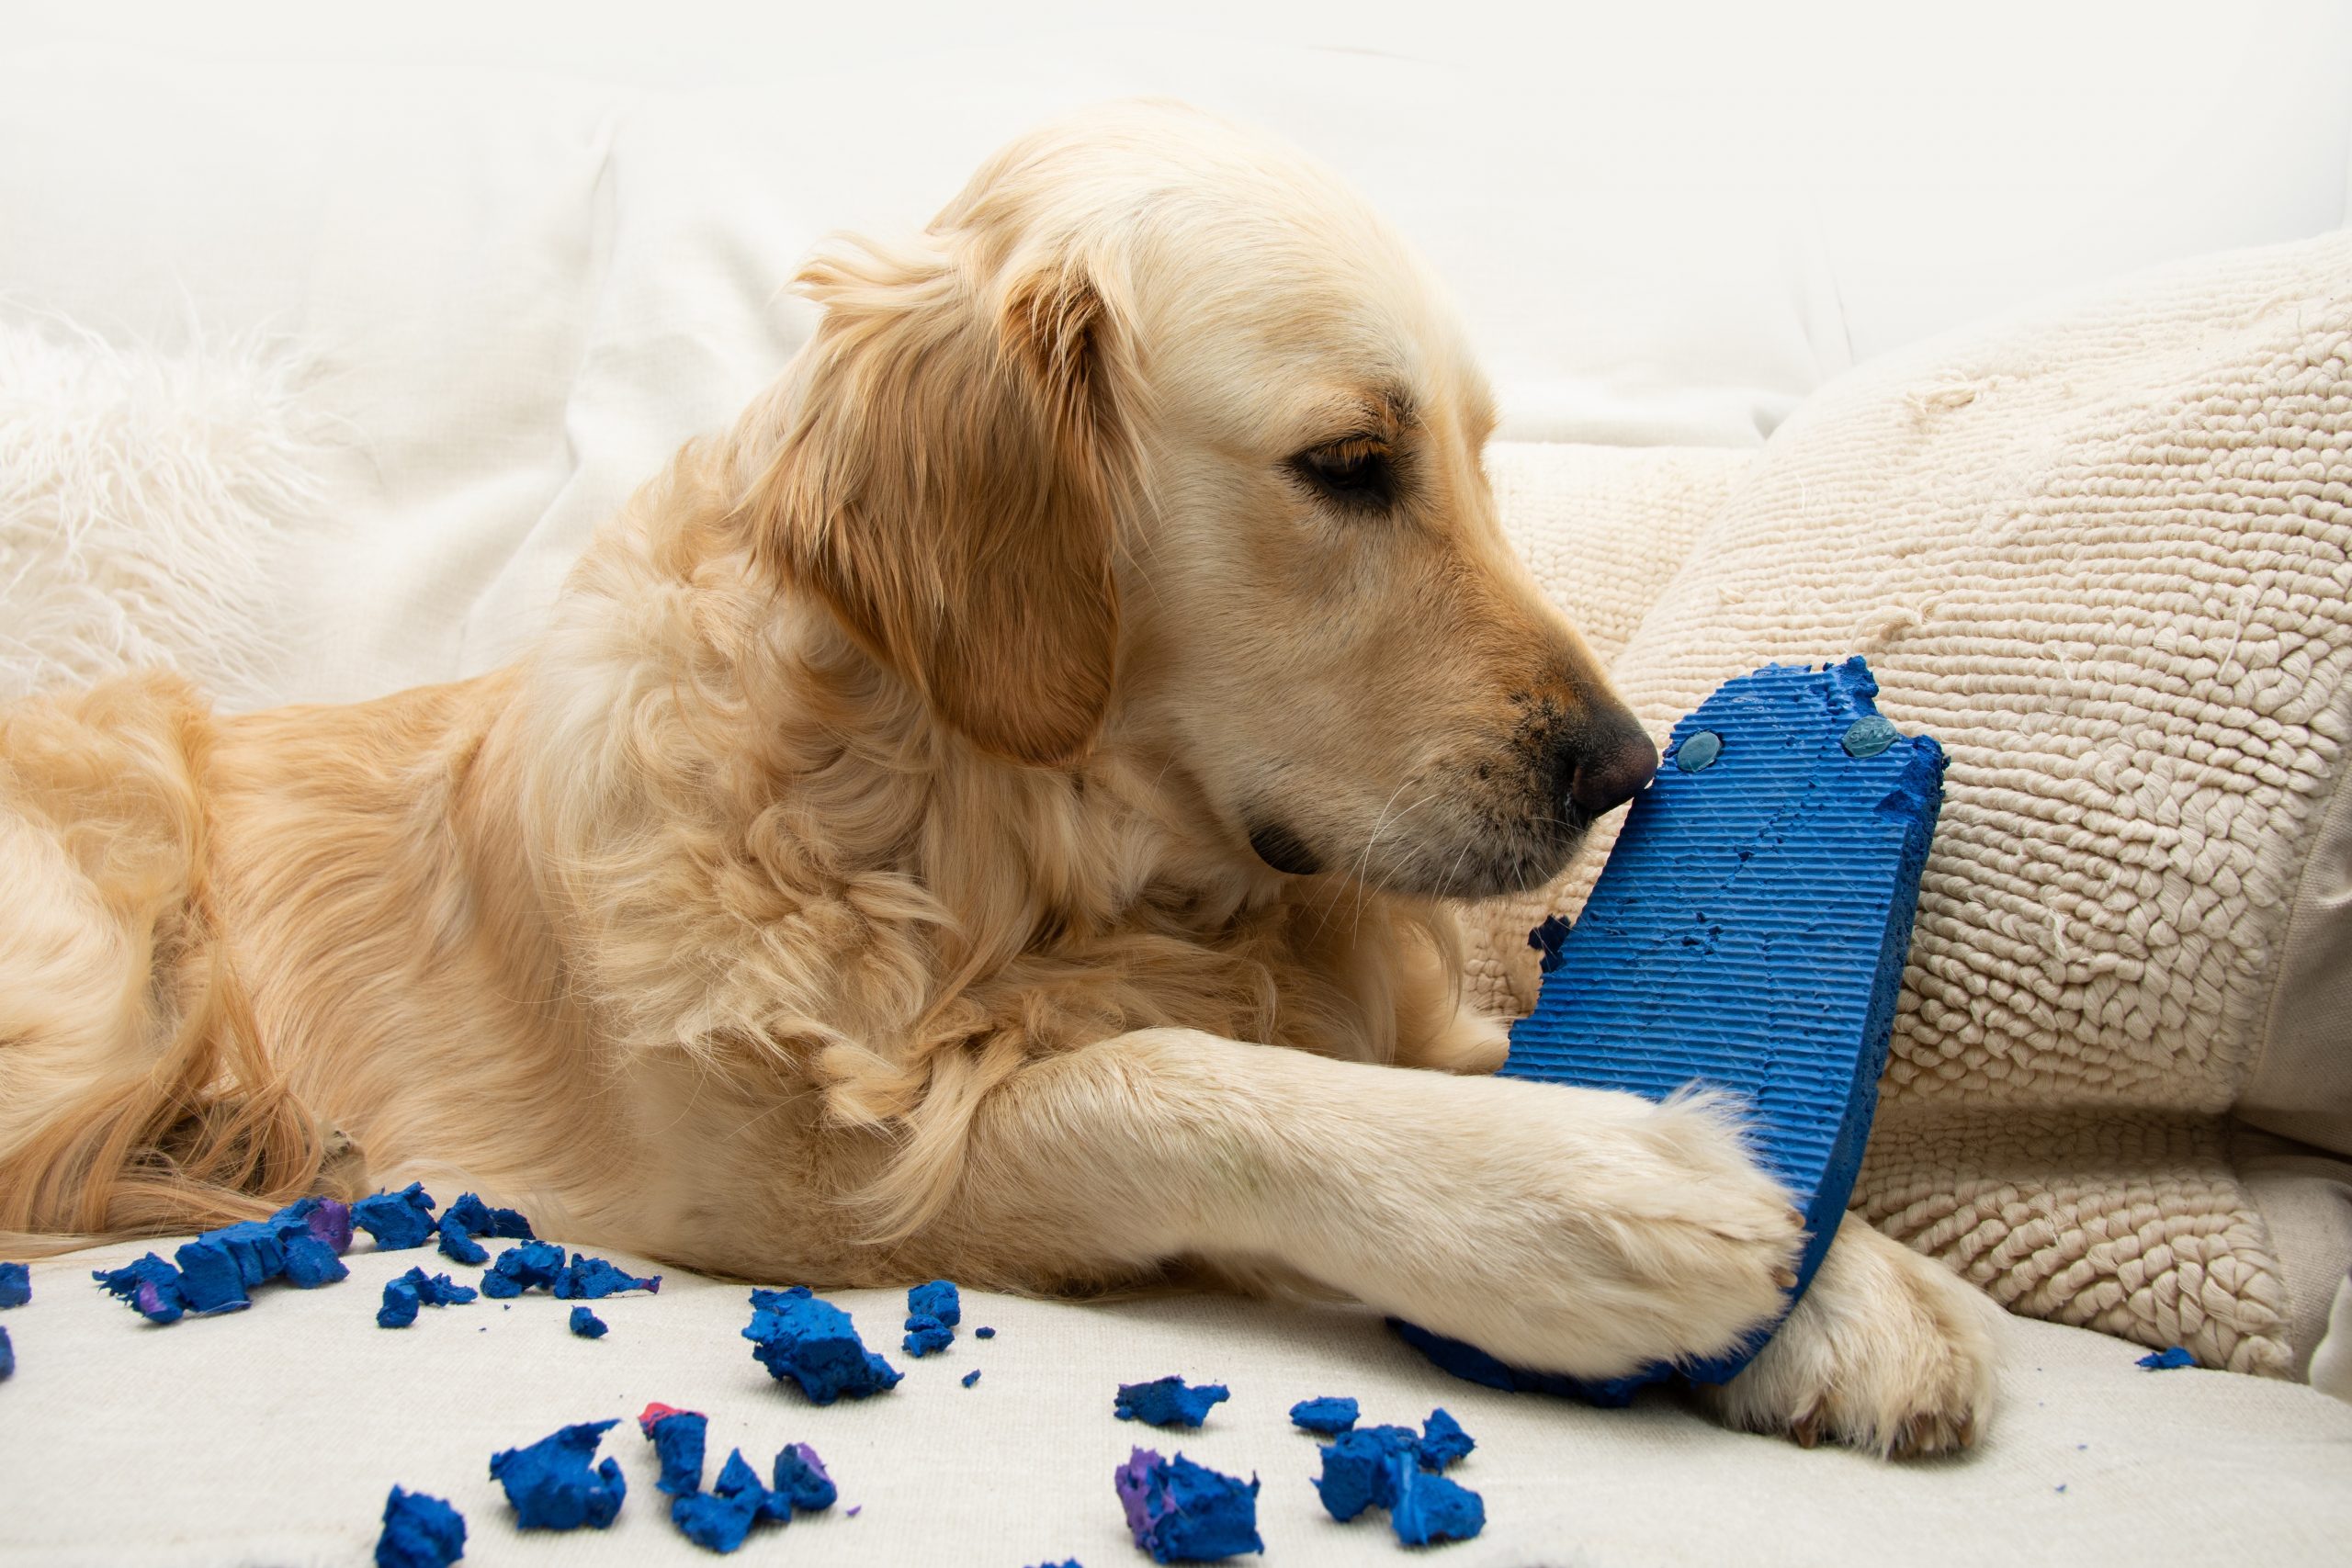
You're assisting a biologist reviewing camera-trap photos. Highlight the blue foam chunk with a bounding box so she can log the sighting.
[1287,1396,1358,1435]
[961,1368,982,1388]
[770,1443,837,1512]
[637,1404,707,1496]
[272,1195,355,1256]
[902,1313,953,1357]
[352,1184,438,1251]
[378,1268,477,1327]
[280,1235,349,1289]
[0,1261,28,1308]
[1114,1448,1261,1562]
[1418,1408,1474,1470]
[1386,1461,1485,1547]
[1310,1426,1419,1521]
[0,1323,12,1379]
[375,1485,466,1568]
[1405,658,1946,1398]
[489,1420,628,1530]
[435,1214,488,1267]
[1114,1376,1230,1429]
[172,1238,251,1314]
[975,1325,997,1339]
[445,1191,536,1239]
[197,1221,285,1288]
[908,1278,961,1326]
[553,1252,661,1299]
[480,1241,566,1298]
[672,1490,759,1553]
[93,1254,186,1324]
[742,1287,903,1404]
[2138,1347,2197,1370]
[569,1305,608,1338]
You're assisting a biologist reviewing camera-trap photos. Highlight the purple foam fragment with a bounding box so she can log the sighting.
[276,1195,354,1255]
[770,1443,837,1511]
[1287,1396,1358,1435]
[375,1484,466,1568]
[1113,1447,1262,1563]
[638,1404,707,1496]
[0,1261,28,1309]
[489,1419,628,1530]
[1114,1375,1229,1429]
[352,1184,438,1251]
[908,1278,961,1326]
[93,1254,187,1324]
[742,1287,902,1404]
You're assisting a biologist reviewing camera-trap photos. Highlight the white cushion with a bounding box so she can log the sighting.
[3,1235,2347,1566]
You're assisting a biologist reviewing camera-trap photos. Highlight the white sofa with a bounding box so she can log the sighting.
[4,17,2350,1565]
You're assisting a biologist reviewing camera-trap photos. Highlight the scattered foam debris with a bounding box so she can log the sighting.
[554,1253,662,1300]
[2138,1347,2196,1371]
[377,1269,479,1328]
[638,1404,707,1497]
[0,1323,12,1379]
[975,1325,997,1339]
[962,1369,982,1388]
[353,1184,438,1251]
[1115,1376,1230,1429]
[903,1314,954,1357]
[445,1192,536,1240]
[1288,1396,1358,1435]
[1027,1561,1082,1568]
[771,1443,837,1511]
[479,1242,565,1298]
[0,1261,31,1307]
[1387,1463,1485,1547]
[569,1306,607,1338]
[93,1254,186,1324]
[743,1287,903,1404]
[92,1199,354,1324]
[1114,1447,1261,1563]
[1418,1408,1474,1470]
[375,1485,466,1568]
[909,1279,961,1326]
[489,1419,628,1530]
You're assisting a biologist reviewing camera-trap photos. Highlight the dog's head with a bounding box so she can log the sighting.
[747,101,1655,899]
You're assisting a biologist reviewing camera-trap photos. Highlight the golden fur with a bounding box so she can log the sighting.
[0,103,1995,1454]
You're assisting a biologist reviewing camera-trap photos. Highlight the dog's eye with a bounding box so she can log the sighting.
[1289,437,1398,512]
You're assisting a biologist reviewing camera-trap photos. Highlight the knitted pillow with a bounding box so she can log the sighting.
[1484,231,2352,1377]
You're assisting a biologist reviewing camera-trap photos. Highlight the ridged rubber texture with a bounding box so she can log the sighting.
[1402,658,1945,1403]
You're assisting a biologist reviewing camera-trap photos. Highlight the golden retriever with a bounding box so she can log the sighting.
[0,101,1995,1454]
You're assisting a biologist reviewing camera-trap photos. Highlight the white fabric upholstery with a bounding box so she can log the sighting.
[3,1235,2348,1567]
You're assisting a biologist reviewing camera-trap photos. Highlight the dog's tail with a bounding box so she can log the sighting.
[0,674,337,1257]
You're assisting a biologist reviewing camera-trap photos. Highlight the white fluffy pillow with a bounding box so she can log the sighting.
[0,316,328,708]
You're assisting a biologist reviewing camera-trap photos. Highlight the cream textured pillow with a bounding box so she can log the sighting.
[1478,231,2352,1377]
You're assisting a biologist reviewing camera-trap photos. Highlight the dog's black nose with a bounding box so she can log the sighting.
[1566,713,1659,820]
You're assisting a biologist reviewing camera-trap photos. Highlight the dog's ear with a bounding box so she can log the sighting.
[750,238,1129,766]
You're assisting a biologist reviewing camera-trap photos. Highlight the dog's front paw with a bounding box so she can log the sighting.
[1696,1213,1999,1458]
[1371,1084,1804,1381]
